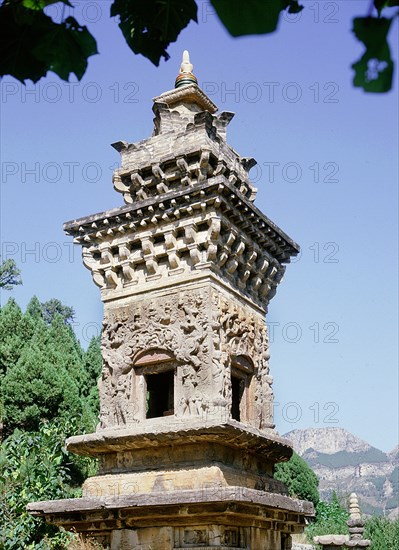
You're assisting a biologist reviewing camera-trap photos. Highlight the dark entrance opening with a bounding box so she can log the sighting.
[231,375,243,421]
[146,370,174,418]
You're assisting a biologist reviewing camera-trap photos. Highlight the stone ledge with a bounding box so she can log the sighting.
[313,535,371,547]
[27,486,314,521]
[153,85,218,114]
[66,420,293,459]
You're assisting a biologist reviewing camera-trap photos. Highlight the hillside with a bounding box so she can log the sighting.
[284,428,399,518]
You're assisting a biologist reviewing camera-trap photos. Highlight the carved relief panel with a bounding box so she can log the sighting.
[98,283,274,432]
[210,289,274,431]
[99,287,210,429]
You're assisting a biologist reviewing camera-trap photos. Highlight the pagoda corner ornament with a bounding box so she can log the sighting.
[28,52,314,549]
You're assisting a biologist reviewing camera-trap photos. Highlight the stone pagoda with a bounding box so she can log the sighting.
[314,493,371,549]
[28,52,314,549]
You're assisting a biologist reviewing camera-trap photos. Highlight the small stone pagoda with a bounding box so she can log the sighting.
[28,52,314,549]
[314,494,371,549]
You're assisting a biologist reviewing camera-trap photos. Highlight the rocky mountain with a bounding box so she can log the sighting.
[389,445,399,461]
[284,428,398,518]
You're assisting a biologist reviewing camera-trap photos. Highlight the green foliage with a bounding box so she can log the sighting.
[374,0,399,17]
[0,296,101,547]
[352,16,394,93]
[33,15,97,81]
[0,0,397,92]
[22,0,72,10]
[274,451,320,506]
[47,314,88,389]
[41,299,75,326]
[305,494,399,548]
[0,299,36,374]
[0,300,99,436]
[0,330,82,433]
[0,419,95,549]
[0,259,22,293]
[364,516,399,549]
[111,0,198,66]
[211,0,303,37]
[83,337,102,417]
[305,492,350,542]
[83,336,102,389]
[0,298,23,372]
[0,0,97,83]
[26,295,44,321]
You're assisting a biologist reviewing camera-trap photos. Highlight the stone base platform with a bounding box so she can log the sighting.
[66,421,294,501]
[27,487,314,549]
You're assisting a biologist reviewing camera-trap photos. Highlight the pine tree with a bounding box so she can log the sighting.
[0,295,100,546]
[84,336,102,389]
[0,298,36,374]
[0,258,22,294]
[47,314,90,394]
[274,451,320,506]
[41,298,75,325]
[25,295,43,321]
[82,336,102,427]
[1,335,82,434]
[0,298,22,373]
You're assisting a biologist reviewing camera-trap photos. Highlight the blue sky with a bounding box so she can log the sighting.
[1,1,398,452]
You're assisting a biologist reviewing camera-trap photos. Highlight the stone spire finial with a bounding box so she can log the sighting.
[175,50,198,88]
[347,493,369,543]
[348,493,362,521]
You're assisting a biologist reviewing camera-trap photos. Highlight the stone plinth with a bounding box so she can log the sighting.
[68,422,292,500]
[313,536,371,548]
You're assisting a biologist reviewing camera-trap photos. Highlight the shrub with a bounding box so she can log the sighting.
[0,419,97,549]
[365,516,399,550]
[275,451,320,506]
[305,492,350,542]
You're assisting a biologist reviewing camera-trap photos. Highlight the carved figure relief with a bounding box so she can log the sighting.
[210,289,274,429]
[100,289,210,428]
[98,284,274,431]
